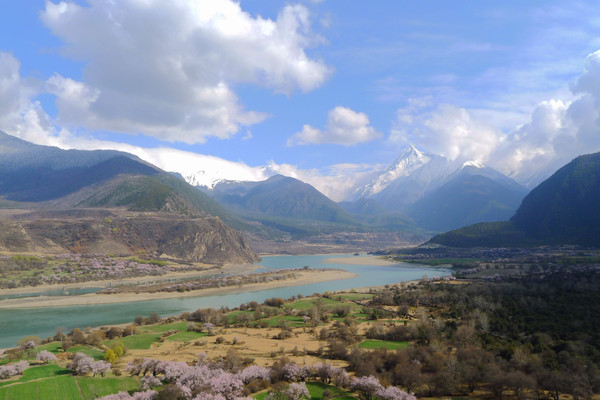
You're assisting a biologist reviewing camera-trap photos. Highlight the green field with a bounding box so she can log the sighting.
[0,365,70,388]
[358,339,410,350]
[165,331,209,342]
[225,310,256,324]
[36,342,62,354]
[139,321,190,333]
[284,298,341,310]
[104,333,161,350]
[331,293,373,301]
[67,345,105,361]
[258,315,306,328]
[0,367,139,400]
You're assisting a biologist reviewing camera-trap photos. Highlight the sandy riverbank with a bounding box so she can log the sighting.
[323,255,393,266]
[0,263,261,296]
[0,269,356,309]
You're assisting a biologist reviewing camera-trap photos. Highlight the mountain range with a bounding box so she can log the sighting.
[190,145,529,235]
[430,151,600,247]
[0,131,258,263]
[1,131,598,252]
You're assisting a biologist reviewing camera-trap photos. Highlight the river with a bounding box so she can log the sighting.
[0,254,450,349]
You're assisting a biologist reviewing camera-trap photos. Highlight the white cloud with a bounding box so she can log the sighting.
[390,103,500,162]
[391,49,600,187]
[287,106,381,146]
[40,0,332,143]
[0,52,41,136]
[58,134,376,201]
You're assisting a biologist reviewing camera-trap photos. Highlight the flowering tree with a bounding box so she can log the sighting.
[0,361,29,379]
[203,322,215,334]
[91,360,112,377]
[332,369,350,389]
[206,372,244,400]
[24,340,37,349]
[314,363,339,384]
[350,376,384,400]
[37,350,58,364]
[141,375,162,390]
[192,394,226,400]
[156,361,190,381]
[97,390,158,400]
[285,382,311,400]
[238,365,271,384]
[282,363,301,382]
[375,386,416,400]
[68,353,94,375]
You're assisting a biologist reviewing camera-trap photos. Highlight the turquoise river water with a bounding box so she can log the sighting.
[0,254,451,349]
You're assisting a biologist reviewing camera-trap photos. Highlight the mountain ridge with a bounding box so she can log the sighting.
[429,151,600,247]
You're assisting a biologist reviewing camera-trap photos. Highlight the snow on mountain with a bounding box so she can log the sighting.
[461,160,484,169]
[354,145,431,198]
[350,146,525,215]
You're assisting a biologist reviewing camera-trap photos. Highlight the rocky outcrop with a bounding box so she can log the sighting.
[0,211,259,264]
[158,218,259,264]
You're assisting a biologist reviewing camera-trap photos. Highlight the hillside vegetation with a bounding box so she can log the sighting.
[430,152,600,247]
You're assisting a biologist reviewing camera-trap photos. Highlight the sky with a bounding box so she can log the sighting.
[1,0,600,200]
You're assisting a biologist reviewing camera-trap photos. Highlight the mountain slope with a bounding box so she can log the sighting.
[0,132,258,263]
[429,152,600,247]
[211,174,358,224]
[359,147,462,211]
[407,165,527,231]
[510,152,600,245]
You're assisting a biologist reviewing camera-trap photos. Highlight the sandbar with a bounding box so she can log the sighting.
[0,269,356,309]
[323,255,395,266]
[0,263,260,296]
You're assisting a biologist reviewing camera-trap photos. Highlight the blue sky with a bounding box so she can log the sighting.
[1,1,600,199]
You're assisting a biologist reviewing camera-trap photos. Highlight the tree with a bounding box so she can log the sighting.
[375,386,416,400]
[92,360,112,377]
[238,365,271,384]
[105,349,118,363]
[351,376,384,400]
[37,350,58,364]
[68,353,94,375]
[285,382,311,400]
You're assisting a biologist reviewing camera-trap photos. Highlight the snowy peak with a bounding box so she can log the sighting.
[357,146,432,197]
[461,160,484,169]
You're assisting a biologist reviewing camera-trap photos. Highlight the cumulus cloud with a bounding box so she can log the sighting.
[287,106,381,146]
[0,52,41,135]
[40,0,332,143]
[391,49,600,187]
[390,102,500,162]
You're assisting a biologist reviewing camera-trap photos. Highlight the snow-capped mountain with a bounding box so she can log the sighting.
[350,146,527,219]
[351,146,462,210]
[354,145,431,198]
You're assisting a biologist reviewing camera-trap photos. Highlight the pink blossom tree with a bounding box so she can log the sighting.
[68,353,94,375]
[238,365,271,384]
[91,360,112,377]
[282,363,301,382]
[375,386,416,400]
[285,382,311,400]
[141,375,162,390]
[37,350,58,364]
[350,376,384,400]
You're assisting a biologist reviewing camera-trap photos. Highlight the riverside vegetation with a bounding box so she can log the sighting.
[2,255,600,400]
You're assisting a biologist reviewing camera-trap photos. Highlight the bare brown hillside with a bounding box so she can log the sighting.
[0,209,259,264]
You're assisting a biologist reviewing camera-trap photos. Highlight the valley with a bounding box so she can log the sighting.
[1,133,600,400]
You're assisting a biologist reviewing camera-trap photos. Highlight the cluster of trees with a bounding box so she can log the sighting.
[117,353,413,400]
[68,352,112,377]
[0,360,29,379]
[316,269,600,398]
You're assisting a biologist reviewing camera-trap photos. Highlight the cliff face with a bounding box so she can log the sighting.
[158,218,259,264]
[0,211,259,264]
